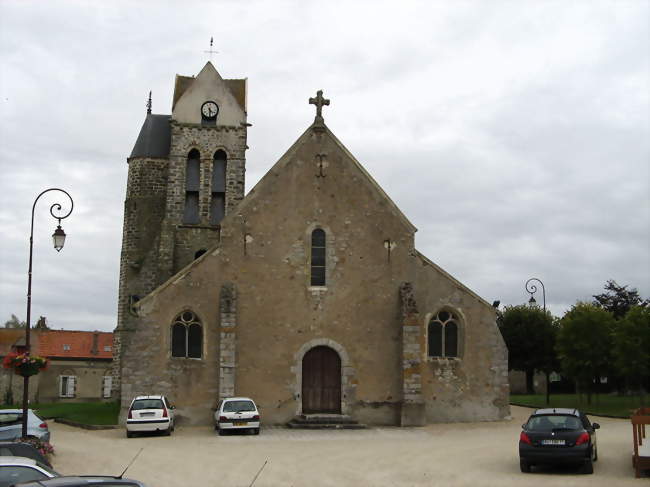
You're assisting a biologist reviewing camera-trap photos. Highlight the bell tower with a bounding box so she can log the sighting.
[112,62,248,397]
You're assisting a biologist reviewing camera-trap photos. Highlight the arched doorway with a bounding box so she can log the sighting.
[302,346,341,414]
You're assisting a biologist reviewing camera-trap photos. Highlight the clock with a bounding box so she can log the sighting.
[201,101,219,120]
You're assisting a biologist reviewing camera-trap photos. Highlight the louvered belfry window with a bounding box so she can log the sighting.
[311,229,326,286]
[183,149,200,224]
[210,150,227,225]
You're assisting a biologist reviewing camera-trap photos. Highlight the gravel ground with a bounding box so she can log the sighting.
[46,406,643,487]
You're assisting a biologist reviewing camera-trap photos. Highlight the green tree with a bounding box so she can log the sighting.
[593,280,648,319]
[556,302,614,403]
[3,314,26,329]
[612,306,650,406]
[497,305,557,395]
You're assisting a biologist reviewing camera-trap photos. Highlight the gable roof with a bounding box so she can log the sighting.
[171,62,247,113]
[37,330,113,360]
[239,121,417,234]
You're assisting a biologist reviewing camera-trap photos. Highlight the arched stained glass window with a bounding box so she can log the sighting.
[210,150,227,225]
[183,149,200,224]
[427,310,460,358]
[171,311,202,358]
[311,229,326,286]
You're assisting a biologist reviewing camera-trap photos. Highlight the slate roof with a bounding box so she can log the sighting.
[37,330,113,359]
[129,114,171,159]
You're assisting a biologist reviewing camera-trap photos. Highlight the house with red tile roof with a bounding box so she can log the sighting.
[0,329,113,403]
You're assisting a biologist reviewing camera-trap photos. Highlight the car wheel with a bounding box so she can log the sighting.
[519,460,531,473]
[582,458,594,474]
[593,445,598,462]
[126,430,134,438]
[218,428,225,436]
[171,421,175,432]
[254,428,260,436]
[164,426,172,436]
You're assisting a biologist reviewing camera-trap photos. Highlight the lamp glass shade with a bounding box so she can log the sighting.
[528,296,537,307]
[52,226,66,252]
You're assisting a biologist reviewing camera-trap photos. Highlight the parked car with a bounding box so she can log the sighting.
[0,443,51,468]
[125,395,175,438]
[214,397,260,435]
[519,408,600,474]
[13,476,148,486]
[0,456,59,487]
[0,411,50,443]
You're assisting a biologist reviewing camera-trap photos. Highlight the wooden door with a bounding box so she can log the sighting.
[302,346,341,414]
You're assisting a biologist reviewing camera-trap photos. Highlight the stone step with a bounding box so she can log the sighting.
[293,414,357,424]
[286,420,367,430]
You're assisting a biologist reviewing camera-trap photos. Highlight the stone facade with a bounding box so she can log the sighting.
[114,62,510,426]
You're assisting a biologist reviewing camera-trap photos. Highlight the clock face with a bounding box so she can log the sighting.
[201,101,219,120]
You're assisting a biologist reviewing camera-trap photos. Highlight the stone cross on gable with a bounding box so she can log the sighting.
[309,90,330,123]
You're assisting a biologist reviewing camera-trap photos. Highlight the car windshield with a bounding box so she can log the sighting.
[131,399,164,410]
[223,400,255,412]
[527,415,581,431]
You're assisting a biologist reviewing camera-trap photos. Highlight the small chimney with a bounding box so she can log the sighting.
[91,332,99,355]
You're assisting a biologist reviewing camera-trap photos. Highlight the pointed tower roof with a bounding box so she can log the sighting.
[129,113,171,159]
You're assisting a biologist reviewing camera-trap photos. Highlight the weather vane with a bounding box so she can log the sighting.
[204,37,219,61]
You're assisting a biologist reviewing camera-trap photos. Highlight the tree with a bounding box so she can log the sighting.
[3,314,25,329]
[612,306,650,405]
[497,305,557,395]
[593,280,648,319]
[556,302,614,403]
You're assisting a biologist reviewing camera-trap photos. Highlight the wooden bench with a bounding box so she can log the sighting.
[632,407,650,478]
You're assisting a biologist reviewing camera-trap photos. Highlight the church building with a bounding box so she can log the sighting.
[113,61,510,426]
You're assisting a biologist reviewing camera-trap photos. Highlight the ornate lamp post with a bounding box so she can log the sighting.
[21,188,73,437]
[525,277,546,312]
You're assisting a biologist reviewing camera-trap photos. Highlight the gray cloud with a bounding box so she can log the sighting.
[1,0,648,331]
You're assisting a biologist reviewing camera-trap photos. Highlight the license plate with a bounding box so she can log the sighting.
[233,421,248,426]
[541,439,565,445]
[140,412,155,417]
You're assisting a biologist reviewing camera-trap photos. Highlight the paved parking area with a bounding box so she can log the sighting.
[46,406,642,486]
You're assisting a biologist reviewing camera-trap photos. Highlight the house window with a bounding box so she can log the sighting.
[171,311,202,359]
[103,345,112,352]
[210,150,227,225]
[62,344,71,351]
[427,310,460,358]
[183,149,201,224]
[59,375,76,398]
[311,229,326,286]
[102,375,113,398]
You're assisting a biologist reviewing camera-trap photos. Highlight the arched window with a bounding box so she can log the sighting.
[183,150,200,224]
[171,311,202,358]
[210,150,227,225]
[427,310,460,358]
[311,229,326,286]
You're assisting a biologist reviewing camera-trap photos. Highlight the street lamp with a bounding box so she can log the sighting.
[22,188,73,437]
[525,277,546,312]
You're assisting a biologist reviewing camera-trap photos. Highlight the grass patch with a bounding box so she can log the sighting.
[1,402,120,425]
[510,393,645,418]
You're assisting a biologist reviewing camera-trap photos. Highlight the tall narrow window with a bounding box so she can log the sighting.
[311,229,326,286]
[183,149,200,224]
[428,310,460,358]
[210,150,227,225]
[171,311,203,358]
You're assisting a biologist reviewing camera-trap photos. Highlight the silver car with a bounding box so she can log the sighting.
[0,410,50,442]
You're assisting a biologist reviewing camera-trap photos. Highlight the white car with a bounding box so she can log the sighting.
[0,456,59,486]
[0,410,50,442]
[126,395,175,438]
[214,397,260,435]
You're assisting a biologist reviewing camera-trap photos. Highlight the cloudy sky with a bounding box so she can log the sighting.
[0,0,648,332]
